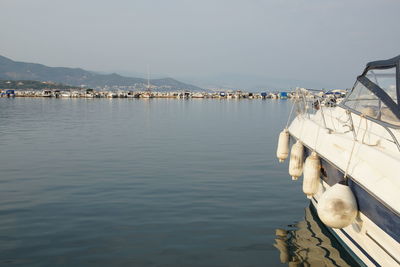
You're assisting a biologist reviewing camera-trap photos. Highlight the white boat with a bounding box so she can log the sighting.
[60,91,71,98]
[278,55,400,266]
[192,92,205,98]
[42,90,52,97]
[106,92,117,98]
[141,65,154,99]
[140,92,154,98]
[127,91,136,98]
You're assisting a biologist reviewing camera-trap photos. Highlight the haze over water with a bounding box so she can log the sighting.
[0,98,357,266]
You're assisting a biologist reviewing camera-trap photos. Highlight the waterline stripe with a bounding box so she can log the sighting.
[339,229,380,267]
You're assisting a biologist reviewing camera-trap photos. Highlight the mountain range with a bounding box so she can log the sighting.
[0,55,203,91]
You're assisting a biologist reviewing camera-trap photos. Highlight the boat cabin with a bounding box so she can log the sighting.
[341,55,400,126]
[42,90,53,97]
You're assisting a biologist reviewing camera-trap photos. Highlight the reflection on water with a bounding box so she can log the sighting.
[274,205,360,267]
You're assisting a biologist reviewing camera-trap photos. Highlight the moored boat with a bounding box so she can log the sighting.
[42,90,52,97]
[278,55,400,266]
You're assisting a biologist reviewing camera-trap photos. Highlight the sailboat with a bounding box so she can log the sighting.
[141,65,154,98]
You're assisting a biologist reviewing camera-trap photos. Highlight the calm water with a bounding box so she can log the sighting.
[0,98,357,266]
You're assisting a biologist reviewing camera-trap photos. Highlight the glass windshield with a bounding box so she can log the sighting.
[365,68,397,103]
[345,81,379,116]
[344,80,400,126]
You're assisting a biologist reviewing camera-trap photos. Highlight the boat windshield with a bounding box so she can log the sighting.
[343,67,400,126]
[366,69,397,103]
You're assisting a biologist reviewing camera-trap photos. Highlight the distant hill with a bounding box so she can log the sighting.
[0,55,203,91]
[0,80,81,90]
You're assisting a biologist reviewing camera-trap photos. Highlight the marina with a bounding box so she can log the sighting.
[2,0,399,265]
[3,61,398,266]
[0,88,347,100]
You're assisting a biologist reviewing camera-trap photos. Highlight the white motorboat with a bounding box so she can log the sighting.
[42,90,52,97]
[192,92,205,98]
[60,91,71,98]
[277,55,400,266]
[140,92,154,98]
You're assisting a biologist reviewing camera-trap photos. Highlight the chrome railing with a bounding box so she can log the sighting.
[292,89,400,152]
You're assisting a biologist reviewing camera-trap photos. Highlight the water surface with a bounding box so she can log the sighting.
[0,98,356,266]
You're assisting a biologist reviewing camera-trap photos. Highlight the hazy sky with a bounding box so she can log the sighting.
[1,0,400,89]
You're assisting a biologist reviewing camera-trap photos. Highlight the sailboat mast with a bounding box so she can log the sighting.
[147,64,150,92]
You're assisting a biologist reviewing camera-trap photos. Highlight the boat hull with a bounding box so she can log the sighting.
[298,140,400,266]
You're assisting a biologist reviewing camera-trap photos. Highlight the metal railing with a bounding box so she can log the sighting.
[292,89,400,152]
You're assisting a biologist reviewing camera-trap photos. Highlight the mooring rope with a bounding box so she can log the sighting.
[285,99,296,130]
[344,113,363,179]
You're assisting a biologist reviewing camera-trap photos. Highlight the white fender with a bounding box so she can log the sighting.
[317,183,358,229]
[276,129,289,163]
[288,140,304,180]
[302,151,320,198]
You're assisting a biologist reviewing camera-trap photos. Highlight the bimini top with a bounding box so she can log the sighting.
[342,55,400,126]
[363,55,400,74]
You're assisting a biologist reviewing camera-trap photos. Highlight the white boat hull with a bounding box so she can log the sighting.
[288,111,400,266]
[310,180,400,266]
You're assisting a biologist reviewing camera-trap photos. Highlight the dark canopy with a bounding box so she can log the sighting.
[363,55,400,74]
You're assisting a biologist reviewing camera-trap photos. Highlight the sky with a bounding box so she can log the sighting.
[1,0,400,90]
